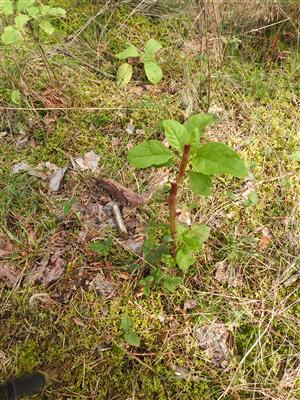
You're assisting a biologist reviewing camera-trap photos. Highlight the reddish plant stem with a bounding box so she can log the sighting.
[168,144,191,255]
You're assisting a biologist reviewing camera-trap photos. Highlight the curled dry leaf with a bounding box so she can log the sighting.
[171,365,198,381]
[12,162,47,180]
[29,293,57,308]
[0,236,13,257]
[89,273,115,297]
[48,166,68,192]
[214,260,229,284]
[24,249,66,287]
[96,177,146,207]
[183,299,197,312]
[195,322,231,368]
[73,150,100,172]
[0,264,22,288]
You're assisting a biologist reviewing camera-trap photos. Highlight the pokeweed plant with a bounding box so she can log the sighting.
[0,0,66,82]
[128,114,248,272]
[115,39,163,86]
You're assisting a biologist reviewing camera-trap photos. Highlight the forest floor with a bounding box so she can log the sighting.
[0,2,299,399]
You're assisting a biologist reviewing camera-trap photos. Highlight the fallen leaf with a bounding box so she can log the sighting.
[24,249,66,287]
[177,208,192,226]
[95,177,146,207]
[123,236,145,253]
[29,293,57,307]
[171,365,198,381]
[129,86,145,97]
[183,299,197,311]
[89,273,115,297]
[48,166,68,192]
[195,321,231,368]
[73,317,85,327]
[0,264,22,288]
[0,236,13,257]
[258,227,272,250]
[126,123,135,135]
[73,151,100,172]
[214,260,229,284]
[12,162,47,180]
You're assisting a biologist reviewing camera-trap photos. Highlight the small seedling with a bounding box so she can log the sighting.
[10,89,21,105]
[89,238,112,257]
[120,315,140,347]
[63,196,77,215]
[0,1,66,44]
[0,0,66,83]
[128,113,248,271]
[115,39,163,86]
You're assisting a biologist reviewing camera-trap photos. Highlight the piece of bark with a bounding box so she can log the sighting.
[95,177,146,207]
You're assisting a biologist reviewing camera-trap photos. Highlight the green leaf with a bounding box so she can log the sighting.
[63,196,77,215]
[39,4,50,15]
[124,331,140,347]
[163,276,182,292]
[180,224,210,251]
[193,142,248,177]
[15,14,30,29]
[176,247,195,271]
[128,140,172,168]
[243,190,258,207]
[140,276,153,296]
[184,113,215,145]
[189,171,212,196]
[116,63,132,86]
[290,150,300,161]
[39,20,54,35]
[116,45,139,60]
[140,52,154,63]
[49,7,66,16]
[162,120,187,150]
[89,238,112,257]
[151,268,163,282]
[144,61,163,84]
[144,38,162,55]
[17,0,35,12]
[121,315,132,331]
[1,26,22,44]
[27,6,39,17]
[0,0,14,15]
[11,89,21,105]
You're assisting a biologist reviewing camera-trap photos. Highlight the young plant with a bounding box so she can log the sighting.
[128,114,248,271]
[115,39,163,86]
[120,315,140,347]
[0,0,66,82]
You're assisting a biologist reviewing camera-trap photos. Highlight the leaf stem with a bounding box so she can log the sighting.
[168,144,191,255]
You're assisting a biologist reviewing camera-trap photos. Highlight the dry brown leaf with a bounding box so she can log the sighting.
[24,249,66,287]
[258,227,272,250]
[183,299,197,311]
[195,322,231,368]
[0,236,13,257]
[73,151,100,172]
[214,260,230,284]
[89,273,115,297]
[12,162,47,180]
[96,177,146,207]
[0,264,21,288]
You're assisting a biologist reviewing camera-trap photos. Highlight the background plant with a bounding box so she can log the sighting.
[115,38,163,86]
[0,0,66,84]
[128,114,248,271]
